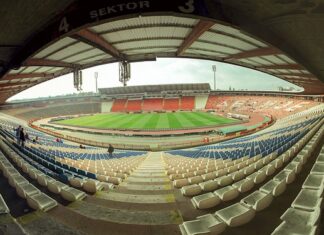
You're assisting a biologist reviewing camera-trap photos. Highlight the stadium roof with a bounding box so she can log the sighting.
[99,83,210,95]
[0,0,324,103]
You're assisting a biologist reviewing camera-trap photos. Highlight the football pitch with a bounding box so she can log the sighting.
[55,112,238,130]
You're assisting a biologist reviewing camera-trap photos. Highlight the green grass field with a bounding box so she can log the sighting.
[55,112,238,130]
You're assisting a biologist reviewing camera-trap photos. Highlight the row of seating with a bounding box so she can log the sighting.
[179,114,324,235]
[164,118,315,190]
[110,97,196,112]
[0,142,58,212]
[272,140,324,234]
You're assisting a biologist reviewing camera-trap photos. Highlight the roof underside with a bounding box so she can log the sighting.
[0,0,323,103]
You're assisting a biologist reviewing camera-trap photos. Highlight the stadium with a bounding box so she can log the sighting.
[0,1,323,235]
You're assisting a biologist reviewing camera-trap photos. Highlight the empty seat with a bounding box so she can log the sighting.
[260,179,286,197]
[199,180,218,192]
[285,161,302,174]
[214,186,239,202]
[61,187,86,201]
[202,172,216,181]
[16,183,40,199]
[216,175,233,187]
[82,179,104,193]
[271,221,317,235]
[69,177,85,188]
[0,194,9,214]
[310,162,324,175]
[174,178,189,188]
[180,213,226,235]
[8,174,28,187]
[241,190,273,211]
[47,180,69,194]
[302,174,324,190]
[191,193,220,209]
[291,189,323,211]
[274,170,296,184]
[231,170,245,181]
[26,193,58,212]
[280,207,320,227]
[182,184,202,196]
[247,171,266,184]
[233,178,254,193]
[189,176,204,184]
[37,174,56,187]
[215,202,255,227]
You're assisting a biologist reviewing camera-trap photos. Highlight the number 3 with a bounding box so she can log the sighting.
[179,0,195,13]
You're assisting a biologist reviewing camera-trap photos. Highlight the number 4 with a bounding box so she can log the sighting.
[59,17,69,33]
[179,0,195,13]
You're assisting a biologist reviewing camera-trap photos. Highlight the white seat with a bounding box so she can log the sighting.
[271,221,317,235]
[291,189,323,211]
[37,174,55,187]
[247,171,266,184]
[280,207,320,227]
[274,170,296,184]
[82,179,104,193]
[214,186,239,202]
[28,169,43,180]
[316,153,324,162]
[302,174,324,190]
[191,192,220,209]
[0,194,10,214]
[182,184,202,196]
[8,174,28,187]
[260,179,286,197]
[69,177,85,188]
[16,183,40,199]
[61,187,86,201]
[274,158,283,169]
[180,213,226,235]
[199,180,218,192]
[262,164,276,176]
[285,161,302,174]
[201,172,216,181]
[26,193,58,212]
[231,170,245,182]
[310,162,324,175]
[174,178,189,188]
[232,178,254,193]
[216,175,233,187]
[241,190,273,211]
[215,202,255,227]
[189,176,204,184]
[47,180,70,194]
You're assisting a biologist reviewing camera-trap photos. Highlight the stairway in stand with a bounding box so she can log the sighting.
[49,152,183,235]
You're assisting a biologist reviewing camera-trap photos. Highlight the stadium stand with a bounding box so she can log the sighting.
[142,98,164,111]
[111,99,127,112]
[180,97,195,111]
[164,98,180,111]
[177,105,324,235]
[125,99,142,112]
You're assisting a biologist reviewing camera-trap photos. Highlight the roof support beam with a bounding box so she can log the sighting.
[0,81,36,88]
[177,20,214,56]
[2,73,52,81]
[258,64,303,70]
[275,73,315,78]
[23,58,77,68]
[225,47,281,60]
[73,29,121,59]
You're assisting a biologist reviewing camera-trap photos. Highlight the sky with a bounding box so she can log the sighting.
[8,58,301,101]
